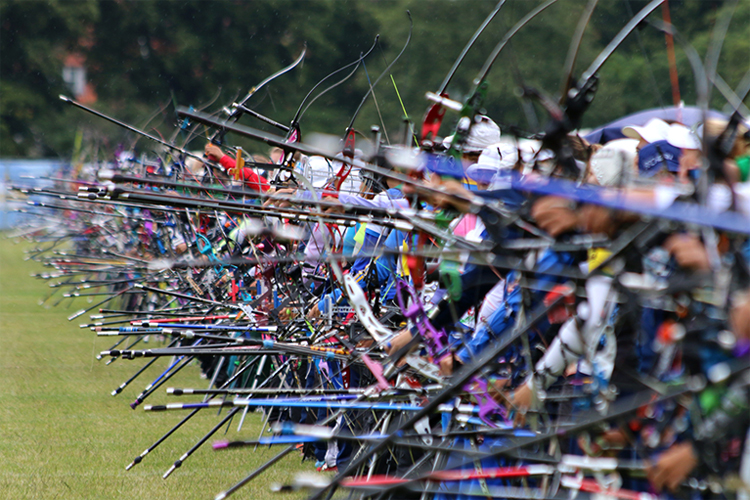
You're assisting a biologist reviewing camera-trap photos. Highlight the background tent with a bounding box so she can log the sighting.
[584,106,726,145]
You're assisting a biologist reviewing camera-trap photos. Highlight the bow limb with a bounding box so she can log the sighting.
[298,64,363,129]
[229,46,306,118]
[420,0,506,143]
[702,0,739,110]
[673,13,748,291]
[577,0,664,88]
[643,19,728,282]
[473,0,559,89]
[395,278,449,364]
[559,0,599,106]
[730,67,750,112]
[293,36,380,127]
[710,73,750,121]
[504,40,541,131]
[438,0,506,95]
[526,0,665,177]
[343,274,393,345]
[446,0,560,158]
[207,47,306,147]
[345,11,413,132]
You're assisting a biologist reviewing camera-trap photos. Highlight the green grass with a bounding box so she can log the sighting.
[0,236,311,499]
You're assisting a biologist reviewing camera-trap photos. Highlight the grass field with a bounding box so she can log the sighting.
[0,236,310,499]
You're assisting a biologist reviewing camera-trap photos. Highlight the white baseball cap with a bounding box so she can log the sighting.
[589,138,638,186]
[622,118,670,144]
[666,123,701,150]
[464,116,502,153]
[465,142,517,183]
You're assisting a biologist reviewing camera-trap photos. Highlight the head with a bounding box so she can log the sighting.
[587,138,638,187]
[702,118,750,160]
[466,142,519,189]
[664,123,702,178]
[623,118,671,151]
[402,153,462,202]
[637,140,682,180]
[542,134,599,180]
[269,147,284,164]
[184,152,206,179]
[460,115,502,166]
[698,119,750,184]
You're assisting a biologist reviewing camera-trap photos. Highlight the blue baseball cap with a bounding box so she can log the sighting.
[638,140,682,177]
[424,154,464,180]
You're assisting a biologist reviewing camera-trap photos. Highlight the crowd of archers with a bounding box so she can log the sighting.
[10,1,750,499]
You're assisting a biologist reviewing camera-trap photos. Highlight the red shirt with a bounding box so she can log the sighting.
[219,155,271,192]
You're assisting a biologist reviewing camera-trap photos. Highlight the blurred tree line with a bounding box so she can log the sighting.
[1,0,747,159]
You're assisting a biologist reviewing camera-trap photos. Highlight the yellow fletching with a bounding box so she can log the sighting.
[234,147,244,181]
[587,248,612,272]
[401,240,410,276]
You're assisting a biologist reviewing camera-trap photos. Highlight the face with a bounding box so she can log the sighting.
[270,148,284,164]
[681,149,701,167]
[401,170,429,198]
[404,172,449,207]
[678,149,701,181]
[461,152,481,166]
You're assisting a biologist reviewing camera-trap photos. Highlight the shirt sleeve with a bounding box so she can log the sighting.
[219,154,236,171]
[339,192,408,210]
[220,155,270,192]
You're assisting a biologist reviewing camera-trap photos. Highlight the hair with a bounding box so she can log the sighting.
[251,154,271,164]
[568,134,602,181]
[568,134,600,163]
[461,150,482,160]
[184,152,206,176]
[703,119,749,159]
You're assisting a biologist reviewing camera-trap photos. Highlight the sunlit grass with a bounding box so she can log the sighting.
[0,236,313,500]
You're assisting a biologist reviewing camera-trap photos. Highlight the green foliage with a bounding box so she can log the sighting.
[0,0,99,156]
[1,0,747,159]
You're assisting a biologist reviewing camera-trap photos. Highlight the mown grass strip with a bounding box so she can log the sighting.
[0,237,308,499]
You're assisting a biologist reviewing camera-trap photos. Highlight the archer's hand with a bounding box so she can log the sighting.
[531,196,578,237]
[434,179,472,212]
[264,188,296,208]
[578,428,628,456]
[731,290,750,340]
[496,381,533,427]
[577,204,616,235]
[647,442,698,493]
[406,175,471,212]
[663,233,711,271]
[384,329,412,356]
[205,143,224,162]
[511,382,533,427]
[306,300,322,321]
[323,197,345,214]
[439,355,454,376]
[280,307,298,321]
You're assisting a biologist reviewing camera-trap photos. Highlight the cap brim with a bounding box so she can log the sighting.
[465,166,498,183]
[622,126,645,141]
